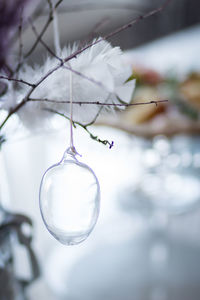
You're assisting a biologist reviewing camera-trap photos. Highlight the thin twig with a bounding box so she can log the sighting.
[0,76,35,87]
[47,0,53,12]
[29,19,113,93]
[46,108,114,148]
[0,62,62,130]
[63,0,172,64]
[24,0,63,58]
[11,0,49,45]
[28,98,168,107]
[0,0,171,131]
[88,94,111,126]
[1,0,63,77]
[28,18,62,62]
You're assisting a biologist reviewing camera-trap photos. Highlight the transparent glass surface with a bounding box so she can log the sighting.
[39,150,100,245]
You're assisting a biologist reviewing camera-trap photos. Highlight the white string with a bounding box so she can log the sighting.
[53,9,61,56]
[69,69,74,150]
[52,6,75,153]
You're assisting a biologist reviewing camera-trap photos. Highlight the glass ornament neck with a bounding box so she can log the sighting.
[62,146,81,162]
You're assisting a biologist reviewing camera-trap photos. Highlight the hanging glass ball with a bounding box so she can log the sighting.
[39,148,100,245]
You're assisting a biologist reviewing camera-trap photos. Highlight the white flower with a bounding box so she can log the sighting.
[8,39,135,128]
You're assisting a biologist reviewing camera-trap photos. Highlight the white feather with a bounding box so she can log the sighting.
[10,39,135,128]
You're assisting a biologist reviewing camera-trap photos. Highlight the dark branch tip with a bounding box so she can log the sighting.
[109,141,114,149]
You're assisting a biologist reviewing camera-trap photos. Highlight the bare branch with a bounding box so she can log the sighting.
[46,0,53,12]
[0,75,35,87]
[63,0,172,64]
[46,108,114,148]
[28,17,62,62]
[28,21,114,93]
[28,98,168,107]
[0,62,62,130]
[24,0,64,58]
[0,0,171,132]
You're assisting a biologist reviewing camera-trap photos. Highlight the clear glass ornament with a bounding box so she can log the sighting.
[39,147,100,245]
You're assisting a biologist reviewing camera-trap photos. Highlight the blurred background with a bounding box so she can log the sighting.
[0,0,200,299]
[22,0,200,61]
